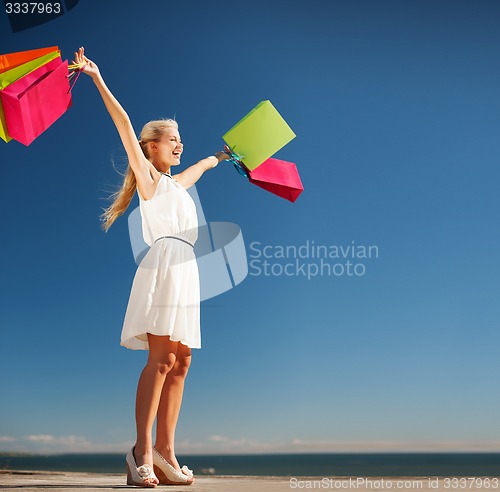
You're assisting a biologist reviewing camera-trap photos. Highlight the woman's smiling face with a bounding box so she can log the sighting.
[152,127,183,167]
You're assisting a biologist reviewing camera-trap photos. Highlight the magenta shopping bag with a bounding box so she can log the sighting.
[249,158,304,203]
[0,55,71,146]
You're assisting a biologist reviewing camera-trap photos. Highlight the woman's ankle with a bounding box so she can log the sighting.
[133,445,153,462]
[154,445,180,469]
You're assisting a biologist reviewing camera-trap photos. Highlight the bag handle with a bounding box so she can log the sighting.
[223,144,250,178]
[66,62,86,93]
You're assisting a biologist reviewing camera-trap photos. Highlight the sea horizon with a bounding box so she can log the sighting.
[1,452,499,477]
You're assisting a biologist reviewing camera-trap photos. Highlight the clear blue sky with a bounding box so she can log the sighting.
[1,0,500,455]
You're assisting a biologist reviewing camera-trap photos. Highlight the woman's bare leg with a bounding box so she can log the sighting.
[154,341,192,472]
[133,334,179,485]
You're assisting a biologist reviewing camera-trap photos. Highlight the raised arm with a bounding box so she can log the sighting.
[73,47,154,191]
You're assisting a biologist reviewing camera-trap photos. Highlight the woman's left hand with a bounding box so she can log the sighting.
[72,46,100,79]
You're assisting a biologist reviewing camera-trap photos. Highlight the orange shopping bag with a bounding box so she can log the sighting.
[0,46,58,74]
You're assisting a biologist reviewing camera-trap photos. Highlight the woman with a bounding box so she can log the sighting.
[73,47,227,487]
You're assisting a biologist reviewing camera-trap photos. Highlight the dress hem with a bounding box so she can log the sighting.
[120,334,201,350]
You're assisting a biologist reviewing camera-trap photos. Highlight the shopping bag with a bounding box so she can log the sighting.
[0,49,60,142]
[223,144,304,202]
[222,100,296,171]
[248,158,304,203]
[0,50,60,89]
[0,103,12,142]
[1,56,71,146]
[0,46,59,74]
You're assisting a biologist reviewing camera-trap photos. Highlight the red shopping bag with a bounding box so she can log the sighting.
[0,55,71,146]
[248,158,304,203]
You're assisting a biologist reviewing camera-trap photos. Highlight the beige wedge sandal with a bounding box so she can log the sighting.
[152,447,194,486]
[126,447,158,488]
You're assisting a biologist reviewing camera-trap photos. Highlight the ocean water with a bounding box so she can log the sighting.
[1,453,500,476]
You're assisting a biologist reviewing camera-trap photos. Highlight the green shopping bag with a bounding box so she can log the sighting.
[222,100,296,171]
[0,49,60,142]
[0,102,12,142]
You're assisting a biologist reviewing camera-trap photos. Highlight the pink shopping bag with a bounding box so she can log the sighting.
[248,158,304,203]
[0,55,71,146]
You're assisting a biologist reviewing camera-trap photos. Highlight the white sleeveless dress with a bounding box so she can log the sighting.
[120,173,201,350]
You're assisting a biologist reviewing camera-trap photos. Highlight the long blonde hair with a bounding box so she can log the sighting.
[99,118,178,233]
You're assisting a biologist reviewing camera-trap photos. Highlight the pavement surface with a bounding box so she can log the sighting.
[1,470,498,492]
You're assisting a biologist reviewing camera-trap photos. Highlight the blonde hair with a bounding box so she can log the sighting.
[99,118,178,233]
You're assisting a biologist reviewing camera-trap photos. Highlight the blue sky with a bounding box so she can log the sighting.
[1,0,500,455]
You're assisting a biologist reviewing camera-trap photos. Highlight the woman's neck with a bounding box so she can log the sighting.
[154,165,171,176]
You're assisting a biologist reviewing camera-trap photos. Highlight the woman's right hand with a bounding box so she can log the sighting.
[73,46,100,78]
[215,151,230,162]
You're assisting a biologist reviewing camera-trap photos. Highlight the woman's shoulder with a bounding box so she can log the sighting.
[137,168,164,201]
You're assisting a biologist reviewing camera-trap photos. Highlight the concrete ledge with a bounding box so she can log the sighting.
[1,470,497,491]
[1,470,289,491]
